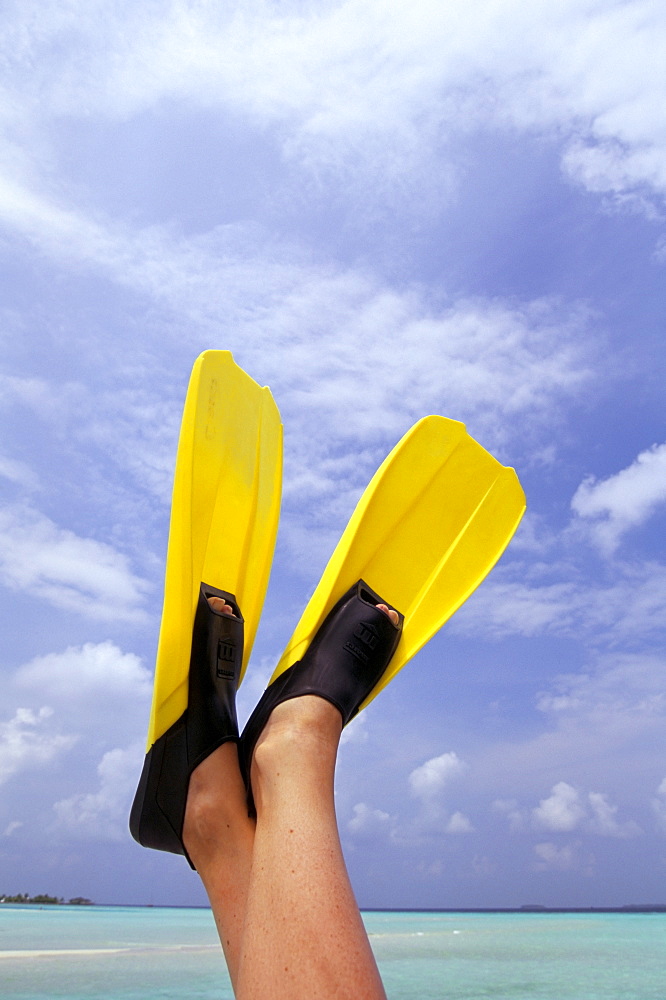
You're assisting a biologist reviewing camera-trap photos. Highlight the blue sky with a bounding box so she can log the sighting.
[0,0,665,909]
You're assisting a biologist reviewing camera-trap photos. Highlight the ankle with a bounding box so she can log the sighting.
[183,743,250,862]
[251,696,342,803]
[255,695,342,754]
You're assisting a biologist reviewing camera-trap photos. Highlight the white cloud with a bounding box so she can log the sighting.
[52,744,142,840]
[0,504,150,621]
[339,710,371,747]
[347,802,391,839]
[0,707,75,785]
[446,811,474,834]
[587,791,641,839]
[652,778,666,833]
[3,0,665,212]
[531,782,641,837]
[397,752,473,841]
[0,453,38,491]
[455,561,666,645]
[535,652,666,741]
[16,641,151,704]
[572,443,666,554]
[492,798,526,832]
[0,169,594,507]
[532,781,586,832]
[0,166,593,439]
[409,752,467,802]
[532,840,591,873]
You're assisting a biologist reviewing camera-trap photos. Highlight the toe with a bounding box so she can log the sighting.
[376,603,399,626]
[207,596,235,616]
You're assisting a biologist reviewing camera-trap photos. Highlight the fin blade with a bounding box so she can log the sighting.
[147,351,282,749]
[272,416,525,707]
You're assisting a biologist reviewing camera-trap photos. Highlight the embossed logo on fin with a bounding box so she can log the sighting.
[216,637,236,679]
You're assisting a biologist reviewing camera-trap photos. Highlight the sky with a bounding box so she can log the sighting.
[0,0,665,911]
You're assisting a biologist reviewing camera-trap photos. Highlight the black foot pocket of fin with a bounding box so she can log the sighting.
[129,583,244,866]
[239,579,402,815]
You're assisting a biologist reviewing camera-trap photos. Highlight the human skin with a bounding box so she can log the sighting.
[183,597,396,999]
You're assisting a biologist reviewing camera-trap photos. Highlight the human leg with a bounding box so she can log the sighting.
[185,593,398,998]
[182,596,255,989]
[236,696,387,1000]
[234,597,399,1000]
[183,741,255,988]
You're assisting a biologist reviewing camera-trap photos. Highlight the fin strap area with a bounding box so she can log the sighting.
[239,580,403,815]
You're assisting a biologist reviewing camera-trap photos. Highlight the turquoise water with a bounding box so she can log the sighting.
[1,906,664,999]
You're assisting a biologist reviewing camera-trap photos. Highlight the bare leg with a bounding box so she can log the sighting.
[183,597,256,990]
[236,678,394,998]
[187,597,396,999]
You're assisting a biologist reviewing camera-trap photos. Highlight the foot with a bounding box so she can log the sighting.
[250,599,400,811]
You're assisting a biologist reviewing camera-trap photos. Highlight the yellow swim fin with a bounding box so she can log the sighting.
[272,415,525,712]
[130,350,281,861]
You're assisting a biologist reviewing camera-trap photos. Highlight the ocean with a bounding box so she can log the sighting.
[1,905,664,999]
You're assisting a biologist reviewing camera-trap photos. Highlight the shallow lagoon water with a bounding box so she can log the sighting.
[1,906,664,1000]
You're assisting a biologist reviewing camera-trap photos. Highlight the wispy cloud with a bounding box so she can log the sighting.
[652,778,666,833]
[0,453,39,491]
[0,504,150,621]
[535,652,666,741]
[52,743,143,840]
[4,0,665,212]
[532,840,593,874]
[572,443,666,554]
[455,554,666,647]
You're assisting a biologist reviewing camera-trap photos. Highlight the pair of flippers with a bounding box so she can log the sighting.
[129,351,526,863]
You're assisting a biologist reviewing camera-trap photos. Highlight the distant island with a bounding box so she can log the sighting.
[0,893,93,905]
[519,903,666,913]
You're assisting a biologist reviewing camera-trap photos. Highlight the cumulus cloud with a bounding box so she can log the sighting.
[532,781,586,832]
[531,782,641,837]
[446,811,474,834]
[401,752,473,838]
[52,744,142,840]
[587,792,641,839]
[347,802,392,840]
[572,443,666,554]
[0,707,75,785]
[0,504,150,621]
[409,752,467,801]
[16,640,151,704]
